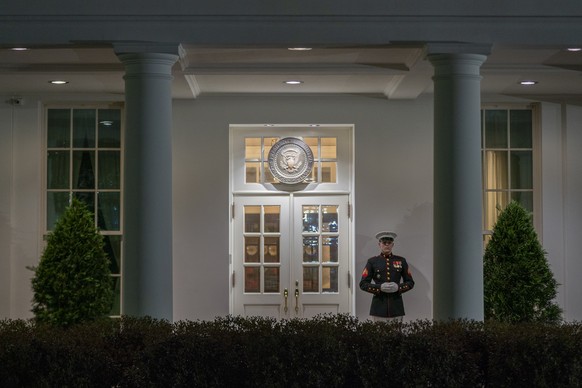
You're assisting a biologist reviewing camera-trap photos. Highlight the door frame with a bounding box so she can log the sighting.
[228,124,355,317]
[231,193,352,318]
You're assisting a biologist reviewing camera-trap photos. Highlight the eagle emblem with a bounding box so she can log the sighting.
[279,148,303,173]
[268,137,314,184]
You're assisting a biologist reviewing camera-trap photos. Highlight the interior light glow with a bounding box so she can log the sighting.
[519,80,538,86]
[288,48,312,51]
[284,80,303,85]
[49,80,69,85]
[10,47,29,51]
[566,48,582,52]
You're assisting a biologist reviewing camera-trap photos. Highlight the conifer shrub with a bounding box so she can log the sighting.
[483,201,562,323]
[29,197,114,327]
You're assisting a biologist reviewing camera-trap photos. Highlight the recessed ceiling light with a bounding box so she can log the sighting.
[288,47,312,51]
[49,80,69,85]
[567,47,582,52]
[10,47,29,51]
[284,80,303,85]
[519,80,538,86]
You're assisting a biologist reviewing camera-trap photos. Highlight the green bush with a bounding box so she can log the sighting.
[29,197,114,327]
[1,316,581,387]
[484,201,562,323]
[485,321,582,387]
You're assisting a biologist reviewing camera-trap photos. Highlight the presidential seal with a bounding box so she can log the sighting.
[268,137,314,184]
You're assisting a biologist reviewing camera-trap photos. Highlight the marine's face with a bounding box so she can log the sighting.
[379,238,394,255]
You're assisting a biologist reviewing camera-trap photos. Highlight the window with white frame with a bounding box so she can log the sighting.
[45,106,123,317]
[244,136,338,184]
[481,105,538,245]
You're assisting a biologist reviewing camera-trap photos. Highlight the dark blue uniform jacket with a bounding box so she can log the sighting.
[359,253,414,318]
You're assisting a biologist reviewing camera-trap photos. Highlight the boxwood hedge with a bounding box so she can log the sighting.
[1,315,581,387]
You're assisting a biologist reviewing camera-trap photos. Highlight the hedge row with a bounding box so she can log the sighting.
[1,315,581,387]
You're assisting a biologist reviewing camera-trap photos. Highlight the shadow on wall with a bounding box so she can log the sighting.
[3,210,38,319]
[355,202,433,322]
[0,211,10,317]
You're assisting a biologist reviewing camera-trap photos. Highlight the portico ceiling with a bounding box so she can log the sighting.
[1,2,582,105]
[1,44,582,106]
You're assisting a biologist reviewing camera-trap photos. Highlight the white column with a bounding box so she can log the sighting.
[115,43,180,320]
[428,44,489,321]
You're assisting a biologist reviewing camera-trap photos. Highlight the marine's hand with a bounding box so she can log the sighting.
[380,282,399,293]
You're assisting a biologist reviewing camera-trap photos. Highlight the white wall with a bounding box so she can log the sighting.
[564,105,582,321]
[0,99,42,319]
[2,93,581,322]
[540,103,582,322]
[540,103,566,312]
[0,104,13,318]
[172,94,434,322]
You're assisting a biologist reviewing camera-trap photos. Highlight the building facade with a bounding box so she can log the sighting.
[1,1,582,322]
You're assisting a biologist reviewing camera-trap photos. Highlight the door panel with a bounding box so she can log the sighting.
[233,196,290,318]
[244,304,282,317]
[293,195,349,317]
[232,195,350,318]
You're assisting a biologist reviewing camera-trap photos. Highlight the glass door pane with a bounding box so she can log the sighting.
[234,197,290,318]
[299,204,340,294]
[293,195,349,318]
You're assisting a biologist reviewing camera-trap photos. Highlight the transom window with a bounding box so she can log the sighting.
[481,105,537,244]
[245,136,338,184]
[45,107,123,317]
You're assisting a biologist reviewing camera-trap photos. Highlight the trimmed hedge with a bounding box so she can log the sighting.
[1,315,581,387]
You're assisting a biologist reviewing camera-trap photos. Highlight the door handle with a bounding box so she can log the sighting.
[294,288,299,314]
[284,288,289,313]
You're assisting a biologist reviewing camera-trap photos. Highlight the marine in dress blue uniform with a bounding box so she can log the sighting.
[359,231,415,318]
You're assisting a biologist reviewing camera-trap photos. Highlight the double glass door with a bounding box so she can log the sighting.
[232,195,350,318]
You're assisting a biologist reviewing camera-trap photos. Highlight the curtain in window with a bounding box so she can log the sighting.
[485,151,509,230]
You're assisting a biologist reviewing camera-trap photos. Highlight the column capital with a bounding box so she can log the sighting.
[427,51,488,79]
[114,43,186,74]
[113,42,184,56]
[425,42,492,56]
